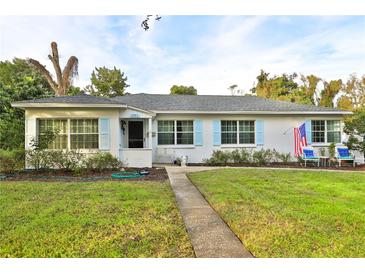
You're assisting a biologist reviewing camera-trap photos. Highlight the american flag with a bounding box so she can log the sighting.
[294,123,307,157]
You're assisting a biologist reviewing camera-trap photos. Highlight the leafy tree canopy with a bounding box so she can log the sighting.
[85,66,129,97]
[170,85,197,95]
[0,58,53,149]
[344,107,365,157]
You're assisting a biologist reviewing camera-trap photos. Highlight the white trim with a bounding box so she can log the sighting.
[152,110,352,115]
[11,103,127,108]
[157,119,195,146]
[127,105,155,116]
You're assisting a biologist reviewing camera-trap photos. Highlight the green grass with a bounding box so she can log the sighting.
[0,181,193,258]
[188,169,365,258]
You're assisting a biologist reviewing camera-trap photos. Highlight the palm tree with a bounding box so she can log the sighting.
[27,42,78,96]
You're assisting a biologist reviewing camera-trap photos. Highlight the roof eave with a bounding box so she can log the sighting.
[11,103,127,109]
[151,110,353,115]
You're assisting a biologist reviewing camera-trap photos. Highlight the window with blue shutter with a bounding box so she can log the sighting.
[213,120,221,146]
[305,120,312,144]
[99,118,110,150]
[194,120,203,146]
[255,120,264,145]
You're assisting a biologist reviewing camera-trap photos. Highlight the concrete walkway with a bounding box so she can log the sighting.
[166,166,253,258]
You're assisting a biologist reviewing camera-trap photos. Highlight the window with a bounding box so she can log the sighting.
[327,120,341,143]
[312,120,325,143]
[221,121,237,144]
[158,120,175,145]
[38,119,68,149]
[221,120,255,145]
[70,119,99,149]
[239,121,255,144]
[157,120,194,145]
[177,121,194,144]
[311,120,341,143]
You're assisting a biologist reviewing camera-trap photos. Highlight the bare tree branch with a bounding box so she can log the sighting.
[48,42,63,89]
[62,56,79,95]
[27,58,59,93]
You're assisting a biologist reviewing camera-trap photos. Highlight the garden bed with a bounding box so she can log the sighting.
[188,162,365,171]
[1,167,168,182]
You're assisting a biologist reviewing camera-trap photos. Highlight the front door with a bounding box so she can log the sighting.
[128,121,144,148]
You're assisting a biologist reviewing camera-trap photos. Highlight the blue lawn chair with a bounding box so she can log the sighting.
[336,146,355,167]
[302,147,320,167]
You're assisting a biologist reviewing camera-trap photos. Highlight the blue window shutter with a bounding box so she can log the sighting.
[194,120,203,146]
[255,120,264,145]
[99,118,110,150]
[305,120,312,144]
[213,120,221,146]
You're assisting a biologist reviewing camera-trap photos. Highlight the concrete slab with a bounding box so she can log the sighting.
[166,166,253,258]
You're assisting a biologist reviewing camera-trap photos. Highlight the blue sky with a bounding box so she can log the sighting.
[0,16,364,95]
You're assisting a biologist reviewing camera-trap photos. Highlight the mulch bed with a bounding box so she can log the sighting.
[188,162,365,171]
[1,167,169,182]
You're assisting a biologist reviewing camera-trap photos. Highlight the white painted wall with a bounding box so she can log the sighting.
[151,113,347,164]
[120,149,152,168]
[25,108,120,158]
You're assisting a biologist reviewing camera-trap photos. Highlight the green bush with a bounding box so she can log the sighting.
[252,149,275,165]
[204,150,231,166]
[83,152,122,171]
[0,149,25,173]
[25,150,54,170]
[328,143,336,158]
[273,150,292,164]
[230,149,252,164]
[50,150,84,170]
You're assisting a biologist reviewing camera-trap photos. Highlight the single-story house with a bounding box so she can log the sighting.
[12,93,353,168]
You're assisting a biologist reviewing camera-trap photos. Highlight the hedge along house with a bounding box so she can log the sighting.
[12,93,352,168]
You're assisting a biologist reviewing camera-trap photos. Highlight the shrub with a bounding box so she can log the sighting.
[231,148,252,164]
[252,149,275,165]
[204,150,231,166]
[328,143,336,158]
[83,152,122,171]
[276,152,292,164]
[0,149,25,173]
[25,149,54,170]
[50,150,84,170]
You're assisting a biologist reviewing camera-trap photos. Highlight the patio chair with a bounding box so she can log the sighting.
[302,147,320,167]
[335,146,355,167]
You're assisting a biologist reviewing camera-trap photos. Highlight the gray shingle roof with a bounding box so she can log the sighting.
[13,93,348,113]
[13,94,121,105]
[112,93,346,113]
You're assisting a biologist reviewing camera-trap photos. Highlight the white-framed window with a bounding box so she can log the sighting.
[311,120,341,144]
[70,119,99,149]
[38,119,68,149]
[157,120,175,145]
[221,120,255,145]
[37,118,99,150]
[157,120,194,145]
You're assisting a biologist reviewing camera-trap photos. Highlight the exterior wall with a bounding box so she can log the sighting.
[25,108,120,158]
[120,149,153,168]
[151,113,347,164]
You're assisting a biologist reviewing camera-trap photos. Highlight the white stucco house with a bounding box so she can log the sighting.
[12,93,352,168]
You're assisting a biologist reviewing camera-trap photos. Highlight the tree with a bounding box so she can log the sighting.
[27,41,78,96]
[299,74,321,105]
[318,80,342,108]
[0,58,53,149]
[85,66,129,97]
[337,74,365,110]
[170,85,197,95]
[344,107,365,158]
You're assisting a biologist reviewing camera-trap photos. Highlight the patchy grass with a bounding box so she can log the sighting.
[188,169,365,258]
[0,181,193,258]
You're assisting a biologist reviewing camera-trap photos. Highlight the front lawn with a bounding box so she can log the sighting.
[0,181,193,258]
[188,169,365,258]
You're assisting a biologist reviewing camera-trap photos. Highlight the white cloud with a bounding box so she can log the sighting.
[0,16,364,95]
